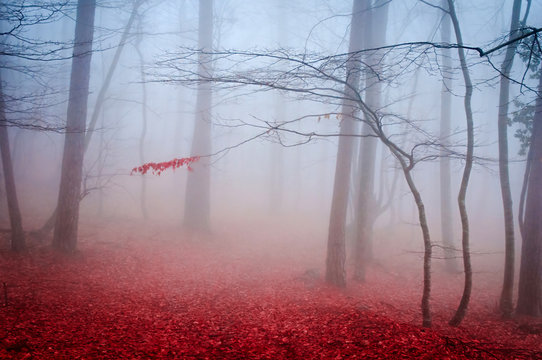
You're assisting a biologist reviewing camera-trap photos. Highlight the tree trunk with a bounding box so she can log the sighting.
[53,0,96,253]
[83,0,142,153]
[352,0,389,282]
[0,74,25,252]
[270,97,284,214]
[378,133,433,327]
[173,0,187,155]
[183,0,213,232]
[404,168,432,328]
[516,68,542,317]
[439,0,458,273]
[447,0,474,327]
[325,0,364,288]
[135,15,149,220]
[269,0,287,215]
[497,0,522,318]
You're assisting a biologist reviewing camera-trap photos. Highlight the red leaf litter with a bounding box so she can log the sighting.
[1,220,541,359]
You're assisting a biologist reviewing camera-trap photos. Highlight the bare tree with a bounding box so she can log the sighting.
[351,0,389,282]
[447,0,474,327]
[0,73,25,252]
[53,0,96,252]
[517,62,542,317]
[135,12,149,220]
[269,0,288,214]
[325,0,365,288]
[183,0,213,232]
[497,0,523,319]
[438,0,458,273]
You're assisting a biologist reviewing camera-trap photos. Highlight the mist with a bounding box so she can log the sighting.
[1,0,542,358]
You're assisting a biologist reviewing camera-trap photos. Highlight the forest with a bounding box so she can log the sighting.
[1,0,542,358]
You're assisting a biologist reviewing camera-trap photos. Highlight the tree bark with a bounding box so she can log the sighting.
[135,15,149,220]
[447,0,474,327]
[183,0,213,232]
[497,0,522,318]
[403,167,432,328]
[516,67,542,317]
[352,0,389,282]
[0,73,25,252]
[325,0,364,288]
[376,132,433,327]
[53,0,96,253]
[269,0,287,214]
[439,0,458,273]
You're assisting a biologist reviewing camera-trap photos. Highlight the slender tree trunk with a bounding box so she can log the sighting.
[439,0,458,273]
[173,0,187,155]
[377,133,433,327]
[95,8,106,219]
[270,97,284,214]
[497,0,522,318]
[53,0,96,253]
[447,0,474,327]
[0,74,25,252]
[83,0,142,153]
[135,15,148,220]
[353,0,389,282]
[404,168,432,328]
[96,114,105,217]
[518,141,532,240]
[325,0,364,288]
[269,0,287,214]
[516,68,542,317]
[183,0,213,232]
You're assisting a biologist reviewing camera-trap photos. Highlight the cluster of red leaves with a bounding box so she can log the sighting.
[131,156,200,176]
[0,222,541,359]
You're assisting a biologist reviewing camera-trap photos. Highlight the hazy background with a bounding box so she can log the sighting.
[1,0,541,273]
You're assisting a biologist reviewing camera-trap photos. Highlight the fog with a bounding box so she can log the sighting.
[1,0,542,357]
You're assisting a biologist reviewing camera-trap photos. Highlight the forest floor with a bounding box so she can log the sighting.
[1,218,541,359]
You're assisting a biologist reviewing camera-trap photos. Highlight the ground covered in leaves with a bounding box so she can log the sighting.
[1,219,541,359]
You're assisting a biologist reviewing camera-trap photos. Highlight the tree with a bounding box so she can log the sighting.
[516,63,542,317]
[183,0,213,232]
[438,0,458,273]
[269,0,288,214]
[447,0,474,327]
[497,0,522,319]
[0,73,25,252]
[135,12,149,220]
[325,0,365,288]
[351,0,389,282]
[52,0,96,252]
